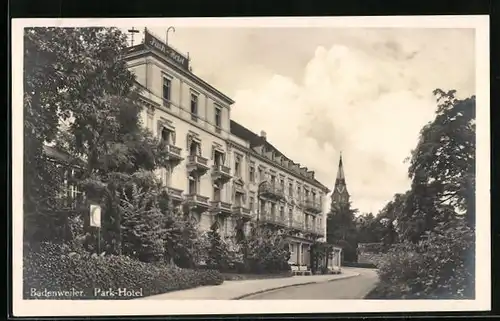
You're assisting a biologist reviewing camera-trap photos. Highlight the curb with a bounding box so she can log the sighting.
[233,273,361,300]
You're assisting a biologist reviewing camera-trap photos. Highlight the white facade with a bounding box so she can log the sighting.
[123,32,330,267]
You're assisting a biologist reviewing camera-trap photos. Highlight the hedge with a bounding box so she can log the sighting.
[374,221,475,299]
[343,261,378,269]
[23,242,224,299]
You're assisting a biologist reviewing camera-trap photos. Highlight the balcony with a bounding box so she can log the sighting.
[258,181,286,201]
[165,187,184,203]
[232,206,252,221]
[289,220,305,233]
[212,164,232,184]
[259,213,288,229]
[185,193,210,212]
[186,155,210,175]
[303,199,322,214]
[210,200,233,217]
[165,144,183,165]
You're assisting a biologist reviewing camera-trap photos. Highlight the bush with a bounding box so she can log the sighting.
[23,242,224,299]
[343,262,377,269]
[375,221,474,299]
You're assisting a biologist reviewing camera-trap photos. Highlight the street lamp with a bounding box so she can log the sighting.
[166,26,175,45]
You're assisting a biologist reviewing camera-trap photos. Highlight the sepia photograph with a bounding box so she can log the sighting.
[11,16,490,316]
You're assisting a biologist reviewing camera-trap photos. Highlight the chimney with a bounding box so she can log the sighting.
[260,130,267,140]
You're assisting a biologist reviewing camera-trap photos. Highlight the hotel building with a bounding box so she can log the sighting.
[120,29,334,267]
[41,28,340,268]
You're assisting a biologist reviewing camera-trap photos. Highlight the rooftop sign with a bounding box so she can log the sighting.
[144,29,189,70]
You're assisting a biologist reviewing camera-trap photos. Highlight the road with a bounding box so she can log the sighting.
[242,268,379,300]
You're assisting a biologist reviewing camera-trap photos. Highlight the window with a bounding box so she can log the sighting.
[190,93,198,121]
[162,77,171,107]
[188,174,197,194]
[271,203,276,217]
[288,183,293,196]
[258,167,264,181]
[249,196,255,212]
[213,183,221,202]
[214,150,224,168]
[288,208,293,222]
[235,193,243,207]
[161,128,171,144]
[189,142,199,156]
[214,106,222,130]
[234,156,241,177]
[249,166,255,182]
[260,200,266,214]
[280,179,285,191]
[297,186,301,199]
[280,206,285,220]
[270,175,276,185]
[312,191,316,202]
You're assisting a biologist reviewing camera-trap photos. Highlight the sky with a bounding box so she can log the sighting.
[122,26,475,215]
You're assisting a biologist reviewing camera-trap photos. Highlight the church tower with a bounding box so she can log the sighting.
[330,153,350,210]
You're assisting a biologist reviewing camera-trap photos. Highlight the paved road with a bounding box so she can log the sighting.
[242,268,379,300]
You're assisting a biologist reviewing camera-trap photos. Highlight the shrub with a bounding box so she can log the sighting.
[23,242,224,299]
[343,262,377,269]
[375,221,474,299]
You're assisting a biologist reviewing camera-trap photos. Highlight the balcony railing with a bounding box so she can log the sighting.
[165,186,184,202]
[303,198,322,214]
[258,181,286,200]
[232,206,252,221]
[210,200,233,216]
[212,164,232,183]
[185,193,210,210]
[186,155,210,174]
[165,144,183,162]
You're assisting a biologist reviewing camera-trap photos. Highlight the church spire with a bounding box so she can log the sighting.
[336,152,345,181]
[331,152,349,210]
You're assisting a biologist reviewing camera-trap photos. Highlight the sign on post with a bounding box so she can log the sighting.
[90,204,101,228]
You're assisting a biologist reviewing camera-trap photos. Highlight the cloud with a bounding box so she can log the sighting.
[133,27,475,214]
[228,30,475,214]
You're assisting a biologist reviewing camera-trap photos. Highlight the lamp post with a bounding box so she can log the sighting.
[166,26,175,45]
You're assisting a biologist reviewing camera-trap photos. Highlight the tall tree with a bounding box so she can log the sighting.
[23,27,171,255]
[327,202,359,261]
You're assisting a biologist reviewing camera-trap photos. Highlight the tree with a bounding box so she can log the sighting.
[407,89,475,229]
[206,222,230,271]
[23,27,171,256]
[373,88,476,299]
[356,213,386,244]
[327,202,359,261]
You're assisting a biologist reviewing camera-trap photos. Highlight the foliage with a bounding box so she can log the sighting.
[118,184,164,262]
[342,262,378,269]
[23,242,224,299]
[206,223,230,271]
[371,88,476,299]
[23,27,173,257]
[356,213,386,244]
[405,89,476,237]
[327,202,359,262]
[376,220,474,299]
[241,227,291,274]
